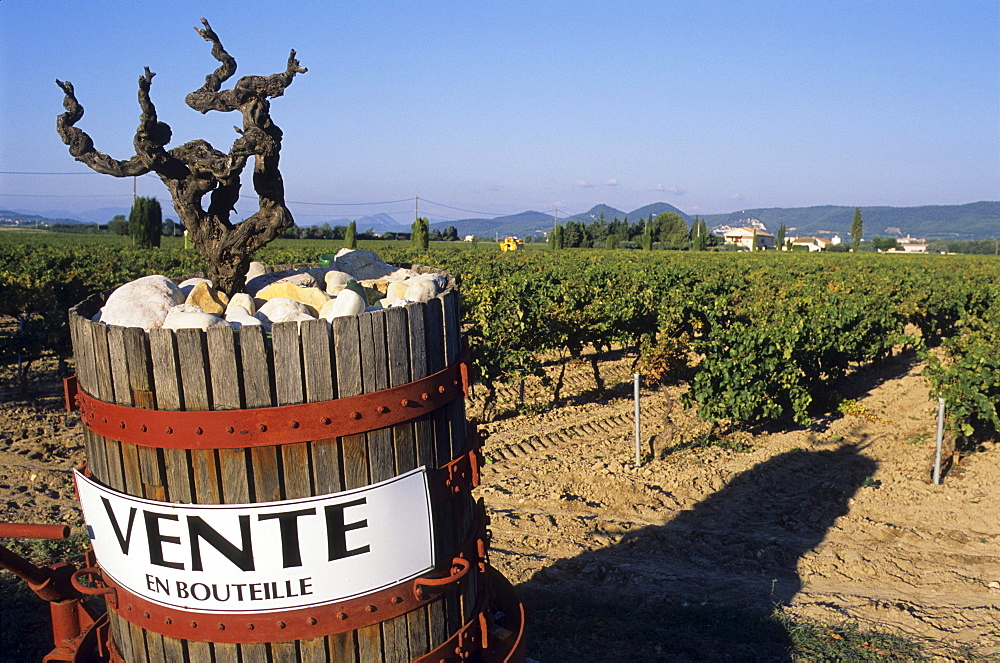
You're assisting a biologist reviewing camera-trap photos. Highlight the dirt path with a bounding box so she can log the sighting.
[469,351,1000,659]
[1,351,998,660]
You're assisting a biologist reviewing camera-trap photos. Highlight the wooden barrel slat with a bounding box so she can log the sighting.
[242,325,282,503]
[386,306,430,659]
[301,319,343,496]
[272,641,298,662]
[274,321,313,501]
[362,311,395,484]
[161,636,184,662]
[207,326,252,504]
[299,637,329,663]
[341,311,385,661]
[211,642,239,663]
[333,315,369,491]
[148,328,193,504]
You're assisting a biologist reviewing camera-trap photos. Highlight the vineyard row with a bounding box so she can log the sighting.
[1,243,997,438]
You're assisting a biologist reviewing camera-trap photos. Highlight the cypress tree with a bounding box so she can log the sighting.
[411,217,429,250]
[851,207,863,250]
[345,220,357,249]
[128,196,162,248]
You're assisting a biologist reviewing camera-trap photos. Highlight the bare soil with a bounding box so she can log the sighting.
[2,349,999,661]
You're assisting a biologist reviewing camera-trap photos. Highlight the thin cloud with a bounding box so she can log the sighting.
[574,179,594,188]
[650,183,686,195]
[604,178,620,187]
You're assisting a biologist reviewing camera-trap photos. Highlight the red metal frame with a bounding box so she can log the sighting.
[64,359,469,450]
[0,525,113,663]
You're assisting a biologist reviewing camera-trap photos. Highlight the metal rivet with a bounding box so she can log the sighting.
[277,621,286,629]
[126,604,133,611]
[144,611,150,619]
[365,605,376,613]
[165,427,173,434]
[291,420,300,428]
[119,421,126,429]
[307,617,317,625]
[218,623,225,631]
[195,427,203,435]
[421,392,431,401]
[377,405,389,414]
[350,412,362,420]
[102,417,108,424]
[322,417,332,425]
[246,623,255,630]
[226,426,235,433]
[337,612,348,620]
[391,596,403,604]
[401,399,413,407]
[190,621,197,628]
[140,424,147,432]
[258,424,267,432]
[438,385,447,394]
[164,617,172,625]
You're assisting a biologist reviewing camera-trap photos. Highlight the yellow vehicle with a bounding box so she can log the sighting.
[499,236,524,252]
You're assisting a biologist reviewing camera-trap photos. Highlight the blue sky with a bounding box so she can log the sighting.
[1,1,998,224]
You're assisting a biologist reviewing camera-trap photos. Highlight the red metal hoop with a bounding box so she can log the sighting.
[65,360,469,450]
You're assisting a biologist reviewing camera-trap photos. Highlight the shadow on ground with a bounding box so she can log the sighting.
[515,443,877,661]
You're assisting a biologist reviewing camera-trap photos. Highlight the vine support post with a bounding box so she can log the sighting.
[933,397,945,485]
[634,373,642,467]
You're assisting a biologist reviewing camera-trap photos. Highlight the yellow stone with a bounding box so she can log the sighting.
[185,281,229,316]
[254,282,330,316]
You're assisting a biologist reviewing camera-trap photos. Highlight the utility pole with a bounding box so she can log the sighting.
[415,196,419,223]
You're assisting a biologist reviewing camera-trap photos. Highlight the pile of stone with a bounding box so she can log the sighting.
[93,249,448,332]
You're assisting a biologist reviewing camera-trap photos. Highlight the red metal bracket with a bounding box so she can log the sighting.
[68,360,469,450]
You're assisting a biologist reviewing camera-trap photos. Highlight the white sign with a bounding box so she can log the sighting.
[75,468,434,613]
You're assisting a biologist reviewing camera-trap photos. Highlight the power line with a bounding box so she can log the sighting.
[0,171,105,176]
[1,170,531,219]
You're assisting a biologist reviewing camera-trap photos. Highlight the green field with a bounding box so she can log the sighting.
[2,229,998,439]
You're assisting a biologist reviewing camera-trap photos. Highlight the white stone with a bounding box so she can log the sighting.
[386,281,410,301]
[319,288,367,320]
[177,277,213,296]
[245,261,267,282]
[96,275,185,330]
[255,298,315,331]
[408,272,447,291]
[227,293,257,316]
[162,308,230,331]
[333,249,416,281]
[323,270,353,293]
[224,305,262,329]
[404,280,438,303]
[245,269,317,296]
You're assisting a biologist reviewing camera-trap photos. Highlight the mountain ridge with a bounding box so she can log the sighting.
[3,201,997,240]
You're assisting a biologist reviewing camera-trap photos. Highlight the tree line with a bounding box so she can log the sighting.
[547,212,718,251]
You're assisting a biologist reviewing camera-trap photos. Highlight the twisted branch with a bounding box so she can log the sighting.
[55,19,307,295]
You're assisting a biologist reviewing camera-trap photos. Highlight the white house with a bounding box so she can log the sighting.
[722,227,774,250]
[890,236,928,254]
[788,237,832,252]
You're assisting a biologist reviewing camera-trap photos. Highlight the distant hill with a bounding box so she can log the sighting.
[432,203,695,239]
[6,200,997,241]
[314,213,410,235]
[0,209,84,225]
[702,202,1000,241]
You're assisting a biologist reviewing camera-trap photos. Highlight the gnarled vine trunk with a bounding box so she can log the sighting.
[55,18,306,295]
